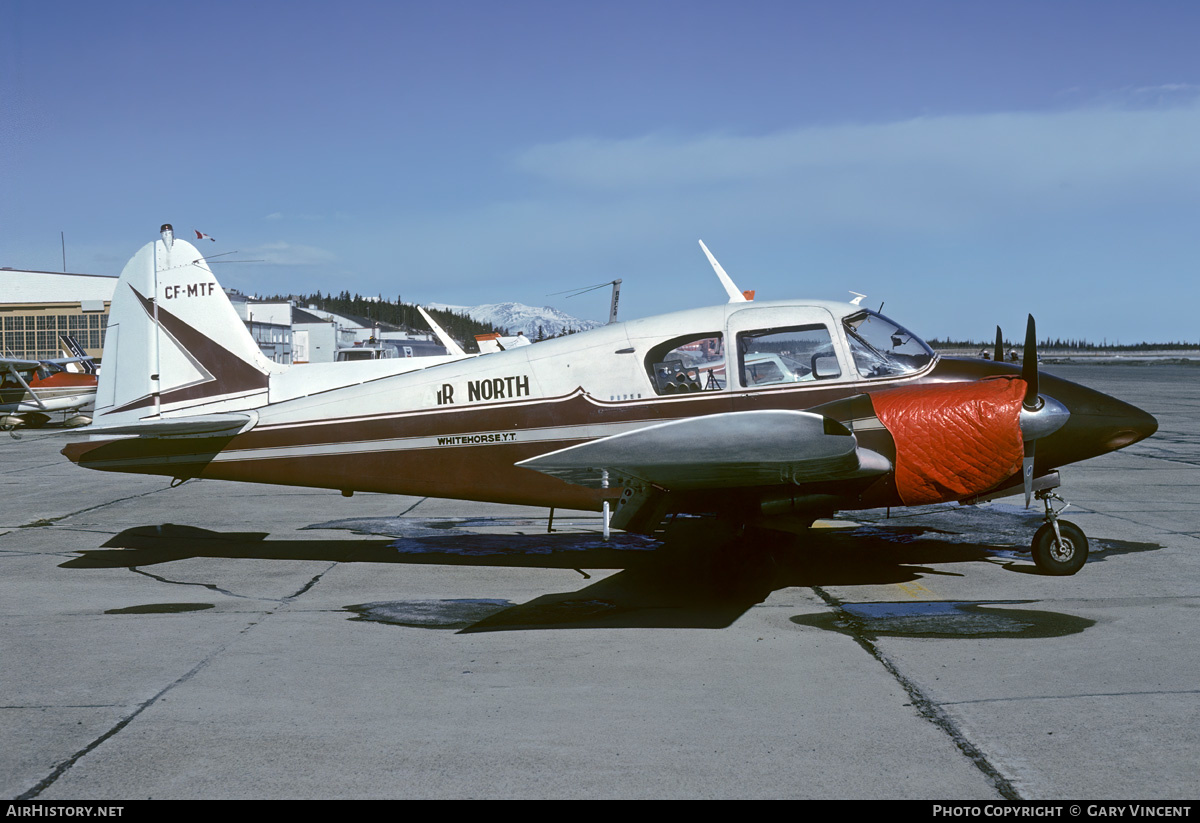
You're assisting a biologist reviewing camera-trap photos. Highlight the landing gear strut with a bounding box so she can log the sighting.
[1030,490,1088,575]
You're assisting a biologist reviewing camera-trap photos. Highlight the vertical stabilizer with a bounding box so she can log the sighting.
[417,306,467,357]
[58,334,97,374]
[698,240,749,303]
[93,225,281,426]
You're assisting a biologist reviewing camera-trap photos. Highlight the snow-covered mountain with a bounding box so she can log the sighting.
[428,301,603,339]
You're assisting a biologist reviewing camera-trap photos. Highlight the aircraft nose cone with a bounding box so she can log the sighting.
[1098,400,1158,451]
[1037,374,1158,468]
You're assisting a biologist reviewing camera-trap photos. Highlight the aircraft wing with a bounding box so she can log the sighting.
[2,357,45,372]
[42,357,93,367]
[2,356,92,374]
[516,409,889,490]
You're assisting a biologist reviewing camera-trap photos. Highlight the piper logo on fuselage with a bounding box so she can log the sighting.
[163,283,217,299]
[436,375,530,405]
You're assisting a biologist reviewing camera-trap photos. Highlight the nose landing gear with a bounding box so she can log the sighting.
[1031,490,1089,575]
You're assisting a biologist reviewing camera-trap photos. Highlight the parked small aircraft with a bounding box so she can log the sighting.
[2,338,97,430]
[62,226,1158,575]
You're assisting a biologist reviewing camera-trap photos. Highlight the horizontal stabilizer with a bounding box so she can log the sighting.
[517,410,889,490]
[75,412,255,438]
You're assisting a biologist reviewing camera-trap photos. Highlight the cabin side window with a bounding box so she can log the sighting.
[736,325,841,388]
[644,332,727,395]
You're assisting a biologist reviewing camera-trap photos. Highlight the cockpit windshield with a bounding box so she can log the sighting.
[842,310,935,379]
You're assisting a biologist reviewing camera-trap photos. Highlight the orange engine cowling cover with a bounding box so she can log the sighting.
[871,376,1026,506]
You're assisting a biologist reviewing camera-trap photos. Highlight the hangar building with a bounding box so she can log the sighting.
[0,269,115,361]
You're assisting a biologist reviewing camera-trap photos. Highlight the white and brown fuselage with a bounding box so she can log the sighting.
[62,235,1157,522]
[62,305,1155,514]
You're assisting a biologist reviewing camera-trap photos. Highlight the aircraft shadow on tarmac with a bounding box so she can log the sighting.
[60,513,1161,633]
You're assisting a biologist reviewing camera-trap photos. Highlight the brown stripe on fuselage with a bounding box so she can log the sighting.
[240,389,731,450]
[64,356,1037,512]
[62,429,604,509]
[241,376,870,452]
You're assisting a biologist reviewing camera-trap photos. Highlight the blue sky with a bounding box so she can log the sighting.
[2,0,1198,343]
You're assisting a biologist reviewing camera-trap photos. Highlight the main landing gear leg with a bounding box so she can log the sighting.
[1030,490,1089,576]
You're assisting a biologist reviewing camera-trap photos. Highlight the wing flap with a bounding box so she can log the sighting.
[517,410,889,490]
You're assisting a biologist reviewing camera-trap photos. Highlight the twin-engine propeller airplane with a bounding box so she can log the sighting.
[62,225,1158,575]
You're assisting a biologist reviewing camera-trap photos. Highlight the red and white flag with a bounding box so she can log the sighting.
[194,229,216,242]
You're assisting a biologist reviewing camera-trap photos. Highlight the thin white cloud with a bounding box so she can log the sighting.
[246,241,336,266]
[1136,83,1199,93]
[511,100,1200,232]
[1131,83,1200,97]
[263,212,325,222]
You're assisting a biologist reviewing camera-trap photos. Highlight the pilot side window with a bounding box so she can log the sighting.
[645,332,727,395]
[737,325,841,387]
[843,310,935,379]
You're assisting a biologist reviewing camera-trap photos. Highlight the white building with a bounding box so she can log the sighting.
[225,290,294,364]
[0,269,116,360]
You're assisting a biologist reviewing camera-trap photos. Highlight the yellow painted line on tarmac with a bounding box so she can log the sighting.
[895,581,937,599]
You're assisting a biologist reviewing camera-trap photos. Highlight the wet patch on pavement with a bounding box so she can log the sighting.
[792,599,1094,639]
[105,603,215,615]
[830,503,1164,568]
[310,515,660,556]
[1089,539,1165,560]
[310,515,591,538]
[346,599,515,629]
[389,532,659,557]
[834,503,1045,549]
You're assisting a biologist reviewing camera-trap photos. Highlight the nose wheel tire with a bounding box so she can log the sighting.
[1031,520,1088,576]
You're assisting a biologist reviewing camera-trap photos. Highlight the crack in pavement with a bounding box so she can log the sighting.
[17,634,240,800]
[1,704,125,710]
[16,564,338,799]
[16,486,177,530]
[941,688,1200,706]
[128,566,265,601]
[811,585,1022,801]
